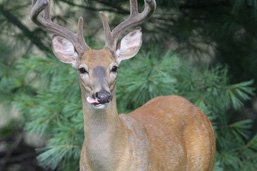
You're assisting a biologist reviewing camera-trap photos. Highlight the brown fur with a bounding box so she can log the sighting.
[81,49,116,69]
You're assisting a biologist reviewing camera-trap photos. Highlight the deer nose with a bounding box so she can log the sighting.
[95,89,113,104]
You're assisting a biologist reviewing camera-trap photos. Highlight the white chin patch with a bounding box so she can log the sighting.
[92,104,106,110]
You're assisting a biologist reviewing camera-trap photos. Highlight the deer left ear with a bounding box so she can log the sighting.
[115,27,142,63]
[52,35,79,68]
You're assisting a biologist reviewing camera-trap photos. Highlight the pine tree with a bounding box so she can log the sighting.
[1,46,255,170]
[1,0,257,170]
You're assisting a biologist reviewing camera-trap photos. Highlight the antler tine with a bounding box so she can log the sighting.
[99,12,112,51]
[130,0,138,16]
[43,1,50,20]
[76,17,88,53]
[31,0,90,54]
[32,0,37,6]
[102,0,156,51]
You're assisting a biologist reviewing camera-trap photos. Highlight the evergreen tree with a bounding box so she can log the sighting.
[1,0,257,170]
[1,47,255,170]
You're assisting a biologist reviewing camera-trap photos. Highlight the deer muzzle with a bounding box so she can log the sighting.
[94,89,113,104]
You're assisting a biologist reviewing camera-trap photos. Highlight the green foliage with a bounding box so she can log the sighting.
[11,54,84,170]
[0,46,255,170]
[0,0,256,170]
[216,119,257,170]
[2,0,257,84]
[117,49,178,112]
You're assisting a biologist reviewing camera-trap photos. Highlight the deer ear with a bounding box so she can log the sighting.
[115,27,142,63]
[52,35,79,68]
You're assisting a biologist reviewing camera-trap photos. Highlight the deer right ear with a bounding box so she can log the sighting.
[52,35,79,68]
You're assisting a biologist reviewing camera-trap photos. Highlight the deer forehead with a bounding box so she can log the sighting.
[80,49,116,69]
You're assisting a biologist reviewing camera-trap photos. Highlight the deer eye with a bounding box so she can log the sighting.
[111,66,118,73]
[78,67,88,74]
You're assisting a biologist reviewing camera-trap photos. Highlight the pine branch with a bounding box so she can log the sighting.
[7,47,256,170]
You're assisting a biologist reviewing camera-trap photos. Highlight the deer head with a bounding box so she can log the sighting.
[31,0,156,110]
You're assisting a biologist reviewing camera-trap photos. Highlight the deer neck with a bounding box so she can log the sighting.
[81,91,126,170]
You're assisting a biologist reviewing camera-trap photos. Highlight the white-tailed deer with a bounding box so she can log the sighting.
[31,0,216,170]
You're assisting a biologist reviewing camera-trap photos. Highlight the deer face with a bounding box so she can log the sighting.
[31,0,155,109]
[51,28,142,109]
[77,49,118,109]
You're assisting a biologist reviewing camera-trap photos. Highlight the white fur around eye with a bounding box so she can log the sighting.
[80,73,88,79]
[78,65,89,79]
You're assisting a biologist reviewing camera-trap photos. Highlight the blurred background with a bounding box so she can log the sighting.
[0,0,257,170]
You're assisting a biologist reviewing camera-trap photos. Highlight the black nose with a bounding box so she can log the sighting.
[95,89,113,104]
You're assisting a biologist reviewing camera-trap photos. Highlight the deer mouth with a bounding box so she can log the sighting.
[87,97,106,109]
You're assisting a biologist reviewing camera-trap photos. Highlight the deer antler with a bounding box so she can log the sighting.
[31,0,90,54]
[100,0,156,52]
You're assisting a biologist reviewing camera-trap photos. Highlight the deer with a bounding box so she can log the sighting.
[31,0,216,170]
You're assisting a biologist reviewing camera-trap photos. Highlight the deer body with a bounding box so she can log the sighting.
[31,0,216,170]
[80,94,215,171]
